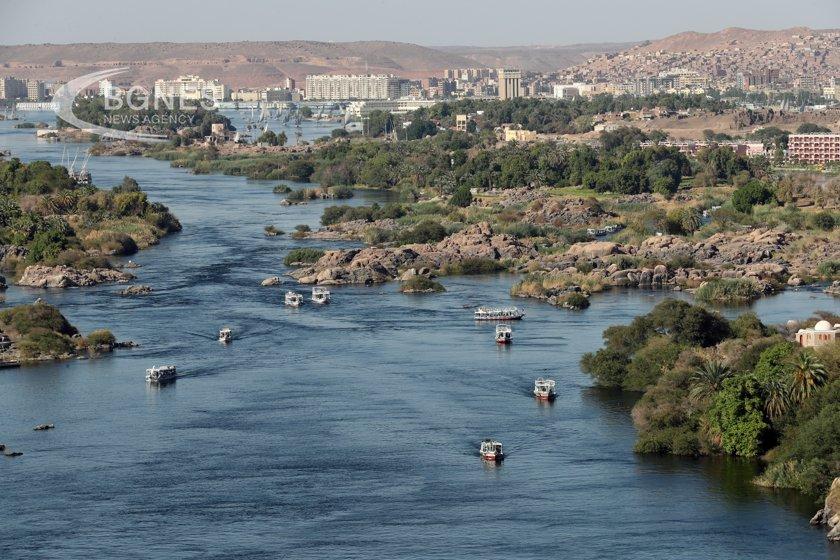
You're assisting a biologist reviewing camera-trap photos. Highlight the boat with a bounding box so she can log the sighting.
[285,290,303,307]
[218,327,232,343]
[146,365,177,383]
[311,286,331,304]
[533,378,556,401]
[495,324,512,344]
[479,439,504,461]
[474,306,525,321]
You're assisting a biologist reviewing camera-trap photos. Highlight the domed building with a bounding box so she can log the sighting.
[796,320,840,348]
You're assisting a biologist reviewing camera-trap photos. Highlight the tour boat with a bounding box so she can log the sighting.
[218,328,232,343]
[533,378,556,401]
[479,439,505,461]
[311,286,331,304]
[285,291,303,307]
[495,324,512,344]
[474,306,525,321]
[146,365,177,383]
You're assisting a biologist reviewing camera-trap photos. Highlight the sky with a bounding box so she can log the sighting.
[1,0,839,47]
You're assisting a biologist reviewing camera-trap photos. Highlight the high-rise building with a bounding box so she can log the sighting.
[497,68,521,100]
[153,75,230,102]
[0,76,27,100]
[304,74,404,100]
[25,80,45,101]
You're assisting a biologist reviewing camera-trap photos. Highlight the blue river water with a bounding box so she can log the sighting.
[0,113,839,559]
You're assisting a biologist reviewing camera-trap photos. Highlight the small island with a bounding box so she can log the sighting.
[0,158,181,288]
[0,301,120,364]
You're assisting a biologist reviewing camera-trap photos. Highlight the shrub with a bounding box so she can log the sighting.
[559,291,590,310]
[817,260,840,279]
[18,328,74,359]
[284,248,324,266]
[272,184,292,194]
[0,303,77,336]
[396,221,447,245]
[86,329,116,348]
[294,224,311,232]
[731,181,775,214]
[581,347,629,388]
[706,375,769,457]
[695,278,760,304]
[442,258,505,276]
[400,276,445,293]
[624,337,683,391]
[449,186,473,207]
[264,225,283,236]
[812,211,835,231]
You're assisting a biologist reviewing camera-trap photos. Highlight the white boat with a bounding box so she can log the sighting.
[495,324,512,344]
[533,378,556,401]
[311,286,331,304]
[218,328,232,343]
[285,290,303,307]
[146,365,177,383]
[479,439,504,461]
[474,306,525,321]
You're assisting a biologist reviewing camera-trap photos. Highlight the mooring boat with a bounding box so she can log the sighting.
[218,328,232,343]
[146,365,177,383]
[474,306,525,321]
[479,439,505,461]
[285,291,303,307]
[311,286,331,304]
[495,324,512,344]
[533,378,556,401]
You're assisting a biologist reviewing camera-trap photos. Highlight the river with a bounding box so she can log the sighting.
[1,113,839,559]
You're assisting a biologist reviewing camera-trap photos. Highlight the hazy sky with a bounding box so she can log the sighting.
[2,0,839,46]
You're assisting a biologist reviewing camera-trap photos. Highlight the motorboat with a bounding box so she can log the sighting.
[479,439,504,461]
[285,291,303,307]
[146,365,177,383]
[495,324,512,344]
[218,328,232,343]
[311,286,331,304]
[533,378,556,401]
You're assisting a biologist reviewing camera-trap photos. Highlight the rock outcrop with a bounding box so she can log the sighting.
[811,478,840,541]
[260,276,282,286]
[17,265,134,288]
[119,284,152,296]
[292,222,536,285]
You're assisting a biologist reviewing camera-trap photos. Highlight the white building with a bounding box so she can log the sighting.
[305,74,403,100]
[153,75,230,103]
[553,85,580,99]
[796,320,839,348]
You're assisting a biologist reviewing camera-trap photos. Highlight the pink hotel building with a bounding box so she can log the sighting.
[787,133,840,164]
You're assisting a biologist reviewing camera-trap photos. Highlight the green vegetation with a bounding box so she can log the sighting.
[440,257,506,276]
[0,302,115,361]
[283,247,324,266]
[400,276,445,293]
[0,161,180,271]
[264,225,283,236]
[257,130,287,146]
[583,301,840,499]
[695,278,762,304]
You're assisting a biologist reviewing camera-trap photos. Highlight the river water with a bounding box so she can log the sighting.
[1,114,839,559]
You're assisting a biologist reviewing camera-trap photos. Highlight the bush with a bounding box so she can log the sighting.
[731,181,775,214]
[264,225,283,236]
[17,328,74,359]
[817,260,840,279]
[272,184,292,194]
[283,248,324,266]
[581,347,629,388]
[695,278,760,304]
[86,329,116,348]
[624,337,683,391]
[400,276,445,293]
[0,303,77,337]
[706,375,769,457]
[449,186,473,207]
[812,211,835,231]
[559,291,590,310]
[445,258,505,276]
[396,221,447,245]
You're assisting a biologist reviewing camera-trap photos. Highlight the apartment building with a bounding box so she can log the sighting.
[304,74,403,100]
[787,134,840,164]
[498,68,522,100]
[153,75,230,102]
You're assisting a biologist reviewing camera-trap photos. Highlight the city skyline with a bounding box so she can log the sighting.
[1,0,839,46]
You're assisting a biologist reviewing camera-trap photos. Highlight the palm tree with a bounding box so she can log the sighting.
[790,351,828,403]
[761,378,791,422]
[689,360,732,403]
